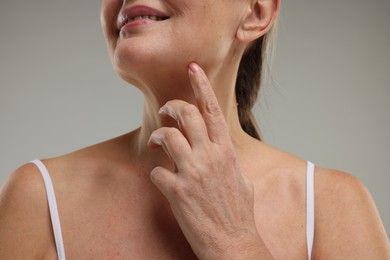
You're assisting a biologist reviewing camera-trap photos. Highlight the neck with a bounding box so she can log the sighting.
[129,61,252,171]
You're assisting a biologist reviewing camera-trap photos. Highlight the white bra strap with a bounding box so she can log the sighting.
[30,160,66,260]
[306,161,315,260]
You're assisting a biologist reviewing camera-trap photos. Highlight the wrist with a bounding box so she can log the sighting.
[226,232,273,260]
[201,230,274,260]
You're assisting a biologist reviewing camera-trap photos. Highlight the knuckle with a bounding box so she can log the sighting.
[163,127,180,141]
[205,101,221,116]
[181,104,199,118]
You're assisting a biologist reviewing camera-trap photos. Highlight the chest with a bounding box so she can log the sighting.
[56,202,308,259]
[53,171,309,259]
[55,183,197,259]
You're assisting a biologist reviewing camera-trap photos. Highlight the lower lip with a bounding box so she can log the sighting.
[120,18,163,32]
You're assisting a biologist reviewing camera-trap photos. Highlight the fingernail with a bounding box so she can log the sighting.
[159,106,167,114]
[148,134,162,147]
[189,63,200,73]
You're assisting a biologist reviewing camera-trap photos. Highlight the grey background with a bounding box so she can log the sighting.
[0,1,389,236]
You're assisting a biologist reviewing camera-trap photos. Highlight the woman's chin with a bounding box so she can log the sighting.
[113,55,191,86]
[114,60,191,93]
[110,43,219,92]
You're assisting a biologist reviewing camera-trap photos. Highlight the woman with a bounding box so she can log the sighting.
[0,0,389,259]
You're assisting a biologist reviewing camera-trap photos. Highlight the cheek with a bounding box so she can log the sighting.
[171,17,232,66]
[100,0,122,53]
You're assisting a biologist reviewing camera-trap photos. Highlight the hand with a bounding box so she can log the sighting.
[148,63,272,259]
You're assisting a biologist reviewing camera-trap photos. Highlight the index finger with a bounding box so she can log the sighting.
[188,62,229,144]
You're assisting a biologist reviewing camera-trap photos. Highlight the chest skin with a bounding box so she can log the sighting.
[46,159,309,259]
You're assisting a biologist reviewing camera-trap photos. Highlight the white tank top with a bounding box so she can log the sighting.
[30,160,315,260]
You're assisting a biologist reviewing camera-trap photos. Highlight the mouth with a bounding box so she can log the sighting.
[123,15,169,24]
[118,5,170,31]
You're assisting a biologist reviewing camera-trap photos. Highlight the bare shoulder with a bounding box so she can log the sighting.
[0,163,57,259]
[313,167,390,258]
[314,167,371,207]
[0,132,141,258]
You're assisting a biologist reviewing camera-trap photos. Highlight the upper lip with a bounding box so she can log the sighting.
[117,5,170,30]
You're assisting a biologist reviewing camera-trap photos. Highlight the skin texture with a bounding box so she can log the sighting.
[0,0,389,259]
